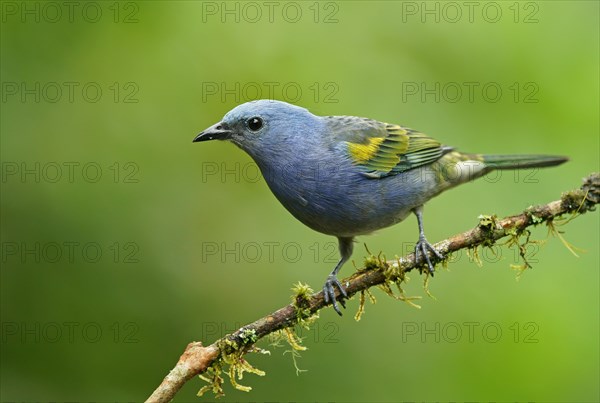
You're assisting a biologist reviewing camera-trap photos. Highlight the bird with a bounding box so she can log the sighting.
[193,99,568,315]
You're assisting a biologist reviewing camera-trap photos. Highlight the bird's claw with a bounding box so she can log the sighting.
[323,274,348,316]
[414,236,444,275]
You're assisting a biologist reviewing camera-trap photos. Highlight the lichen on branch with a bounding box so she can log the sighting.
[147,172,599,403]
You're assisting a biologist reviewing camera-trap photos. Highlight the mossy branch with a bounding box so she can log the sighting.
[146,173,599,403]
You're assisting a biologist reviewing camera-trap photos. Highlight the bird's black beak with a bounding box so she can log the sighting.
[193,122,232,142]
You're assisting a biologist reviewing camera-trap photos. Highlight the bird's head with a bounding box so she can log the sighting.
[193,100,321,157]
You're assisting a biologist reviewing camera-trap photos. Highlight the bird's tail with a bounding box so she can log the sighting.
[433,151,569,191]
[480,154,569,170]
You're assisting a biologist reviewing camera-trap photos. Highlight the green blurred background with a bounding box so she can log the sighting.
[1,1,599,401]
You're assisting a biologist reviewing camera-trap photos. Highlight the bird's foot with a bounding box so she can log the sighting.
[323,274,348,316]
[414,236,444,275]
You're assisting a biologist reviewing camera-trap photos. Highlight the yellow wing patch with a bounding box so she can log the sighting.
[345,123,445,178]
[347,137,386,163]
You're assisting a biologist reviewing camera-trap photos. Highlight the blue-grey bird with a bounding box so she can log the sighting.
[194,100,568,315]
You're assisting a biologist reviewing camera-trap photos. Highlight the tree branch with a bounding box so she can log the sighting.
[147,173,599,403]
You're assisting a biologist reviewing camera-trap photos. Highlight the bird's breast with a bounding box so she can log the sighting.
[257,158,435,237]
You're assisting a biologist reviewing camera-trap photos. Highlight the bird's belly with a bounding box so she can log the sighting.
[264,166,437,237]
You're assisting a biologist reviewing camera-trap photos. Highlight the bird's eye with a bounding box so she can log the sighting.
[247,117,263,132]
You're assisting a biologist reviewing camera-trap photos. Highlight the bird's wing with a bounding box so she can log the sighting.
[326,116,450,179]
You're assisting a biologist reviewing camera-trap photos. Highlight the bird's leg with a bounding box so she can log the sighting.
[413,206,444,275]
[323,237,354,316]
